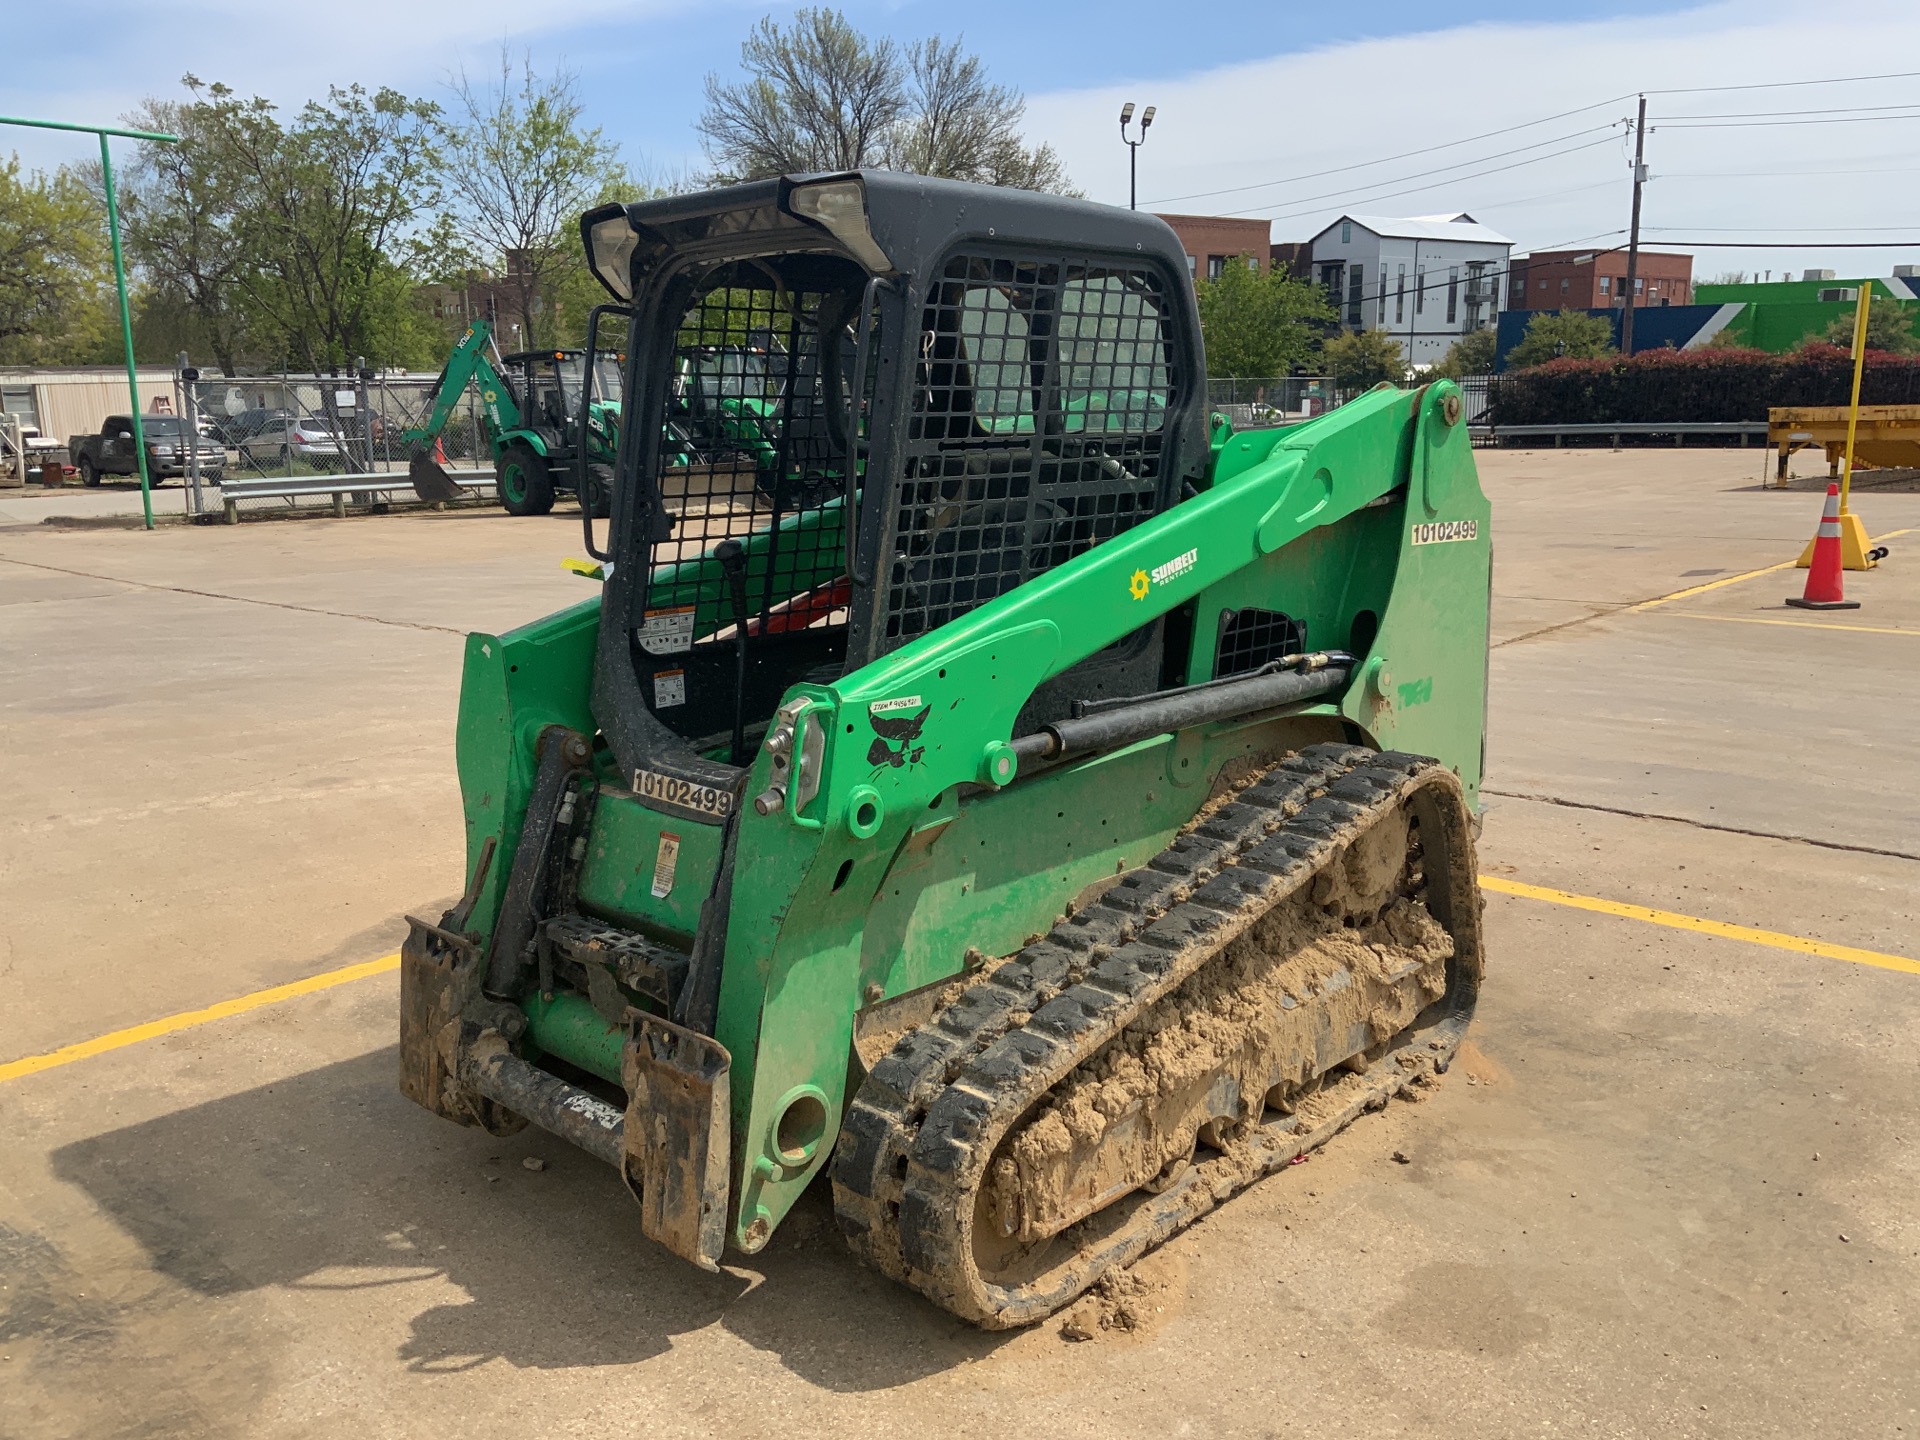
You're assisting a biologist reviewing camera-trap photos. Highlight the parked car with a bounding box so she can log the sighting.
[238,414,345,470]
[210,407,292,449]
[69,415,226,487]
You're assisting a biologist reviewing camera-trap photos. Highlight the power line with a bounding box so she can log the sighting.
[1140,102,1633,208]
[1657,112,1920,130]
[1662,163,1920,180]
[1198,126,1620,219]
[1651,101,1920,121]
[1645,224,1920,233]
[1228,134,1621,222]
[1655,239,1920,248]
[1143,70,1920,212]
[1644,68,1920,96]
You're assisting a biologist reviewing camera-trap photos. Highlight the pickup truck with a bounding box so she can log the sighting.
[70,415,226,487]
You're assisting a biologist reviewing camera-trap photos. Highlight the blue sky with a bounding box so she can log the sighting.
[11,0,1920,276]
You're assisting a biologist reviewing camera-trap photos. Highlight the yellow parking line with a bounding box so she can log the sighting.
[1629,560,1799,611]
[1626,528,1912,612]
[5,871,1917,1087]
[1667,612,1918,638]
[1479,875,1920,976]
[0,953,400,1084]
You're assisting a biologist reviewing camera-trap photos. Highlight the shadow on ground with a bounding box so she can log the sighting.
[48,1048,1002,1391]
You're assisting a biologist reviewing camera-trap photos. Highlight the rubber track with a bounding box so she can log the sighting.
[831,743,1481,1326]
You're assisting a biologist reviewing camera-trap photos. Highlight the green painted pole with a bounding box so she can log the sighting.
[97,133,153,530]
[0,116,178,531]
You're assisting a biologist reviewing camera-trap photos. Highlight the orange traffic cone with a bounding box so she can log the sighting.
[433,435,448,466]
[1786,484,1860,610]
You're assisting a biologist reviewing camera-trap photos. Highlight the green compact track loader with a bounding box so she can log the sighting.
[399,171,1491,1328]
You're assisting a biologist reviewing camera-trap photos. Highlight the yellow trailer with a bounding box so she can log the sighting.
[1769,404,1920,480]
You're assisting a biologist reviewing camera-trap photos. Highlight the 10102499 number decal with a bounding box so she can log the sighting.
[1410,519,1479,546]
[633,768,735,822]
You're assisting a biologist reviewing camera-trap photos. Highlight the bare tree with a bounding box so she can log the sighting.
[697,9,1074,194]
[438,51,628,349]
[699,10,905,181]
[895,37,1075,194]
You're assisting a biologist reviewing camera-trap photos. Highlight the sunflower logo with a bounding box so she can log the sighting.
[1129,568,1150,601]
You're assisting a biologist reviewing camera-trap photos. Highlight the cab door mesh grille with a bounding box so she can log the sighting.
[882,252,1180,649]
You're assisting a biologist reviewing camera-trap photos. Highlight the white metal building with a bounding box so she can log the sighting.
[1307,213,1512,368]
[0,367,177,446]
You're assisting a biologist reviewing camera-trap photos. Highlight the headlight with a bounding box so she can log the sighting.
[583,206,638,301]
[784,177,892,273]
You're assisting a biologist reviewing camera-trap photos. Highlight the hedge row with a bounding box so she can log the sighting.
[1485,345,1920,425]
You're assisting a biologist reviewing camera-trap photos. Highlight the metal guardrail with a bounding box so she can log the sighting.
[214,467,494,522]
[1468,420,1769,447]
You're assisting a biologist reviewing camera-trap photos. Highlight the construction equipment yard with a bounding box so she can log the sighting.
[2,446,1915,1438]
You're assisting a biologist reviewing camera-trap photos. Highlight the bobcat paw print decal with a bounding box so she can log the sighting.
[867,702,931,769]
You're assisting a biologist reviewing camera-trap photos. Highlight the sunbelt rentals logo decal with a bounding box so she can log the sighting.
[1131,547,1198,600]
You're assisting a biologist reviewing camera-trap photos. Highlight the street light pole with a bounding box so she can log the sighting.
[0,115,180,531]
[1119,103,1155,210]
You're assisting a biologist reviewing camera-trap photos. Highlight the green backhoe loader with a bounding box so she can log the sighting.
[404,317,627,517]
[399,172,1491,1327]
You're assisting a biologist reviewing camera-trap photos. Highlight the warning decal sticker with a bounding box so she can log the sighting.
[651,832,681,899]
[637,605,697,655]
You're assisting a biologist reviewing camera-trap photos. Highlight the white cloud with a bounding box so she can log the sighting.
[1026,0,1920,274]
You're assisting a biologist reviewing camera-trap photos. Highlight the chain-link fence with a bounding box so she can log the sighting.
[170,369,496,519]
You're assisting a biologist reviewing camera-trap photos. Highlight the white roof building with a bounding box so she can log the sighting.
[1307,213,1514,368]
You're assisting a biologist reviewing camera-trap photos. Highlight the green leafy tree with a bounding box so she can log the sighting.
[698,8,1072,193]
[1194,257,1332,377]
[1506,308,1615,369]
[122,87,268,370]
[1822,297,1919,354]
[0,155,114,364]
[124,77,443,372]
[1322,329,1406,390]
[1430,327,1497,379]
[436,51,632,350]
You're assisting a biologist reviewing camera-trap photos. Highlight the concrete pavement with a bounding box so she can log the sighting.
[2,448,1915,1439]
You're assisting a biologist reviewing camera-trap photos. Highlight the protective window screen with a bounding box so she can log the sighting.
[641,261,868,627]
[886,253,1176,648]
[627,258,872,750]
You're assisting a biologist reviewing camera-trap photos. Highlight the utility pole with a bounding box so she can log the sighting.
[1621,94,1648,357]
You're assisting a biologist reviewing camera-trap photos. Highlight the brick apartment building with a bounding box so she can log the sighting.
[1509,248,1692,309]
[1154,213,1272,281]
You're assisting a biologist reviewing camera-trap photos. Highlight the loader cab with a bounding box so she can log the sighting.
[580,171,1211,801]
